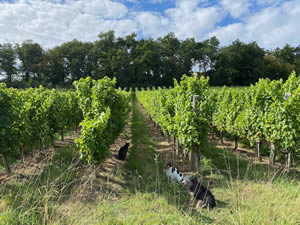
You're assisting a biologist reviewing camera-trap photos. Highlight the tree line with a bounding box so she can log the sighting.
[0,30,299,88]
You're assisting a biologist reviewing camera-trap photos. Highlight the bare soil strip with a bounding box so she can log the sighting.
[0,131,81,185]
[208,136,298,171]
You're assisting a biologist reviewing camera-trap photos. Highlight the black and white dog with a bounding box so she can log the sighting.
[118,143,130,160]
[163,162,184,183]
[181,175,216,209]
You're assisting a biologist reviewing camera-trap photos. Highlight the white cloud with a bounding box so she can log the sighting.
[165,1,223,40]
[0,0,135,48]
[0,0,299,50]
[208,23,244,45]
[121,0,138,3]
[220,0,251,18]
[135,12,170,38]
[209,0,300,49]
[67,0,128,19]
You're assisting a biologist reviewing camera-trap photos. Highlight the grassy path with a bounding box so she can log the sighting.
[84,95,204,224]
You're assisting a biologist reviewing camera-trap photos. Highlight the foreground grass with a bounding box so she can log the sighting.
[197,144,300,224]
[0,144,81,225]
[1,97,299,224]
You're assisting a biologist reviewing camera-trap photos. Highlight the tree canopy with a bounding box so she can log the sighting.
[1,31,299,88]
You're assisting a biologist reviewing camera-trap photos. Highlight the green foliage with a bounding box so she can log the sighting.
[0,76,130,169]
[73,77,130,162]
[212,71,300,157]
[15,40,44,82]
[0,83,15,155]
[0,43,17,83]
[173,75,209,149]
[139,71,300,160]
[213,40,265,86]
[0,84,82,172]
[137,75,210,152]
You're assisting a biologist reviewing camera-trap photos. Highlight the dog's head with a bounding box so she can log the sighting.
[125,143,130,147]
[163,162,172,172]
[181,175,197,188]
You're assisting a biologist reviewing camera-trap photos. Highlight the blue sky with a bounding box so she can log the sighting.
[0,0,299,49]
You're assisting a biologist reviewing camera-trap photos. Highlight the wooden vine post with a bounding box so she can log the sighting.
[173,136,176,156]
[234,136,238,151]
[281,148,292,170]
[20,146,25,163]
[191,95,201,171]
[286,152,292,170]
[269,142,276,166]
[256,140,262,161]
[175,138,180,157]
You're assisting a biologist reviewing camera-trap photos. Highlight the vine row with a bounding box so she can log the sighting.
[137,72,300,169]
[0,84,81,173]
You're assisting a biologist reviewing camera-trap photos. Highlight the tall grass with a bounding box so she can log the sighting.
[0,145,81,225]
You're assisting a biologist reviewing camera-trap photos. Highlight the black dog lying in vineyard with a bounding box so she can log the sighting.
[181,175,216,209]
[118,143,130,160]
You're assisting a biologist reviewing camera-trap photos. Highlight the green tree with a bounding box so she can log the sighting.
[158,33,182,86]
[213,40,265,86]
[92,31,117,79]
[112,33,137,87]
[263,55,295,80]
[274,44,295,64]
[179,38,197,76]
[0,43,17,83]
[59,40,94,85]
[16,40,44,83]
[196,36,220,73]
[41,47,67,87]
[133,38,162,87]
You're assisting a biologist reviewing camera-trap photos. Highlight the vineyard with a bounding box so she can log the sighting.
[1,73,299,174]
[137,72,300,170]
[0,74,299,224]
[0,77,131,174]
